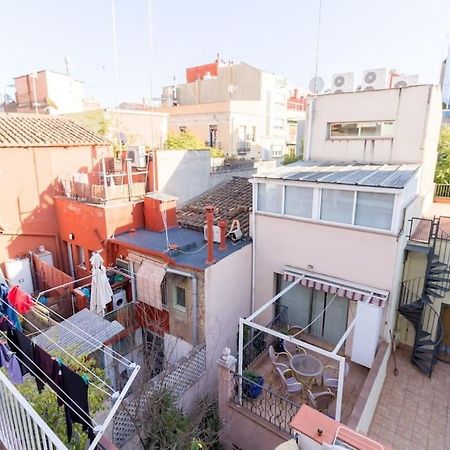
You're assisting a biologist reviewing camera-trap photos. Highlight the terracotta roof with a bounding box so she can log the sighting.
[177,177,252,237]
[0,113,110,147]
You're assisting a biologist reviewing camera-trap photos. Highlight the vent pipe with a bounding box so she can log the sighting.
[218,219,227,251]
[205,206,216,265]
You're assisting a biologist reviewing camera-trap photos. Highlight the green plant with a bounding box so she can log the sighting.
[210,147,224,158]
[282,154,301,165]
[165,131,205,150]
[242,370,261,382]
[435,125,450,184]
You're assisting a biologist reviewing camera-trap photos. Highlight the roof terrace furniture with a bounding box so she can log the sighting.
[275,363,304,397]
[307,389,336,417]
[269,345,290,367]
[287,325,305,338]
[290,354,324,390]
[323,363,350,391]
[283,340,306,359]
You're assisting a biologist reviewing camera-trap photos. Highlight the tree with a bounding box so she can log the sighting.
[165,131,206,150]
[435,125,450,184]
[18,355,108,450]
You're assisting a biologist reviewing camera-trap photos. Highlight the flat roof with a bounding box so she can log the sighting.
[110,227,250,271]
[253,161,419,189]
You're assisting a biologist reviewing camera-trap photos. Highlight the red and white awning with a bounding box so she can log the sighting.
[283,272,388,307]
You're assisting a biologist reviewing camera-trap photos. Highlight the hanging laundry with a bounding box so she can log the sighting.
[33,345,63,403]
[7,286,34,314]
[0,283,21,331]
[8,329,34,377]
[0,343,23,384]
[0,316,11,332]
[60,364,93,441]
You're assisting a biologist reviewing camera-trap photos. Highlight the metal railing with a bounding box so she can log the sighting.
[435,184,450,198]
[0,369,67,450]
[408,217,434,244]
[240,304,287,370]
[231,371,300,436]
[399,277,425,307]
[237,142,251,155]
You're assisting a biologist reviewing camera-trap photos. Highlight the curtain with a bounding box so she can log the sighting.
[136,260,166,310]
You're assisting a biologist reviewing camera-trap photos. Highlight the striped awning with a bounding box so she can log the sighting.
[283,272,388,307]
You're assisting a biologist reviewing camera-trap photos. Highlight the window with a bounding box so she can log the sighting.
[272,145,283,158]
[328,121,394,139]
[273,118,284,130]
[251,126,256,142]
[355,192,395,230]
[320,189,354,224]
[273,93,285,106]
[285,186,313,218]
[173,286,186,310]
[76,245,85,267]
[257,183,283,214]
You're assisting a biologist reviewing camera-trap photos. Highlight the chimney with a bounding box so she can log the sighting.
[144,192,177,232]
[205,206,216,265]
[218,219,227,251]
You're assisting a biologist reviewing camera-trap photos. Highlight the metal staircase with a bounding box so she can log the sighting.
[398,217,450,377]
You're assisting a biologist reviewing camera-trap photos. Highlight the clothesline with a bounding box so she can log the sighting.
[0,296,114,396]
[1,275,133,368]
[0,328,98,430]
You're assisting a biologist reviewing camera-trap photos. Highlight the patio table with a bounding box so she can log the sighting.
[290,354,324,389]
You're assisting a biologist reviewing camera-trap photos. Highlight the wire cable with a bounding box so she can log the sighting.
[0,329,100,426]
[0,297,114,394]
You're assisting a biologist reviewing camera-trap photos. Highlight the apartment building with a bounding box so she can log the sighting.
[160,60,299,160]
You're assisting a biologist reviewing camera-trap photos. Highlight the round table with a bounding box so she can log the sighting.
[290,354,324,388]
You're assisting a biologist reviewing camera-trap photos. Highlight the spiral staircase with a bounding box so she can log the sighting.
[398,217,450,377]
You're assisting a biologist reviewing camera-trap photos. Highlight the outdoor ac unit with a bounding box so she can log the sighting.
[203,224,221,243]
[391,74,419,88]
[331,72,355,93]
[361,68,389,91]
[127,145,147,168]
[112,289,127,310]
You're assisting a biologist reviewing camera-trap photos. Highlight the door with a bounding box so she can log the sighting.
[209,125,217,147]
[143,329,164,378]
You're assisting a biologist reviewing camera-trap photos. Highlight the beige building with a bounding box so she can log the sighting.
[160,61,296,160]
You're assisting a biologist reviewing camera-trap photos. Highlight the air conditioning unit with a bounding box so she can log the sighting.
[112,289,127,310]
[391,74,419,89]
[331,72,355,93]
[126,145,147,168]
[362,68,389,91]
[203,224,221,243]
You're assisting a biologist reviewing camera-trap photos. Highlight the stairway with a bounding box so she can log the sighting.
[398,217,449,377]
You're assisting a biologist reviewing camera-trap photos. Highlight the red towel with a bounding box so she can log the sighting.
[7,286,34,314]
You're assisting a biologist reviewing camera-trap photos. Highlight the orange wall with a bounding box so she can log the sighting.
[0,144,110,269]
[55,198,145,270]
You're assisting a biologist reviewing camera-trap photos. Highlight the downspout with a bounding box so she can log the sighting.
[166,267,198,346]
[304,97,314,161]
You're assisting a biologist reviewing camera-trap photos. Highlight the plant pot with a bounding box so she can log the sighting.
[243,376,264,399]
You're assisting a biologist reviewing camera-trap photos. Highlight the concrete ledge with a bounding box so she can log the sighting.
[347,341,390,432]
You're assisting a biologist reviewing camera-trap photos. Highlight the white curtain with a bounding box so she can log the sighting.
[320,189,354,224]
[257,183,283,214]
[355,192,394,230]
[285,186,313,218]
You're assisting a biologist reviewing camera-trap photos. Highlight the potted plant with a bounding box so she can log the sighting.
[242,370,264,399]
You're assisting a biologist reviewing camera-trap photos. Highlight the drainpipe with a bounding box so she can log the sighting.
[205,206,216,265]
[303,97,314,160]
[251,180,256,313]
[166,267,198,346]
[218,219,227,251]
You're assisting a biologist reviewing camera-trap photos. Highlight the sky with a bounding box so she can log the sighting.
[1,0,450,107]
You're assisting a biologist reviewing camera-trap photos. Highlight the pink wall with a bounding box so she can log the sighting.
[254,214,399,310]
[0,145,110,269]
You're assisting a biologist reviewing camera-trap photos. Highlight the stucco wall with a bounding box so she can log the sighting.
[0,144,110,268]
[306,85,441,165]
[203,244,252,392]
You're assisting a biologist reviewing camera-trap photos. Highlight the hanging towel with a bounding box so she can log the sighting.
[32,346,63,404]
[7,286,34,314]
[0,316,12,332]
[0,284,21,331]
[0,343,23,384]
[60,365,93,442]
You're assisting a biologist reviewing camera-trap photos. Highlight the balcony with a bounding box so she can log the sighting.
[237,142,251,156]
[204,140,222,149]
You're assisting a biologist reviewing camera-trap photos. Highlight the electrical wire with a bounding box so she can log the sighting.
[0,297,114,394]
[0,329,99,427]
[295,291,338,334]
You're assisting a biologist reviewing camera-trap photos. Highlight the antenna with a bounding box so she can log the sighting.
[64,55,71,76]
[313,0,323,98]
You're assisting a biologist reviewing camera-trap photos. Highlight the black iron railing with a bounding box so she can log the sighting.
[240,305,287,370]
[408,217,434,244]
[399,277,425,307]
[231,371,300,436]
[435,184,450,198]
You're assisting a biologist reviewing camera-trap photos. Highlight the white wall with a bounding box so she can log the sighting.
[203,244,252,392]
[306,85,441,165]
[45,71,84,114]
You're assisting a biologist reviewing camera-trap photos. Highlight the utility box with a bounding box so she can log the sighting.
[144,192,178,232]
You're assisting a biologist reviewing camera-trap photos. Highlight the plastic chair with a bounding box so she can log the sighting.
[269,345,290,367]
[307,389,336,415]
[275,364,304,396]
[323,363,350,390]
[283,340,306,359]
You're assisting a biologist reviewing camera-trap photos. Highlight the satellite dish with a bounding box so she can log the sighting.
[364,71,377,84]
[308,76,324,94]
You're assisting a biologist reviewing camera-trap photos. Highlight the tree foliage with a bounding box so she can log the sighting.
[164,131,206,150]
[435,125,450,184]
[17,355,108,450]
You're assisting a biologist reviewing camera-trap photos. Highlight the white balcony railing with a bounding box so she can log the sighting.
[0,369,67,450]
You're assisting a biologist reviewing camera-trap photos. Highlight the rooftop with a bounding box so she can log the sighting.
[0,113,110,147]
[110,226,250,271]
[254,161,419,189]
[177,177,252,237]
